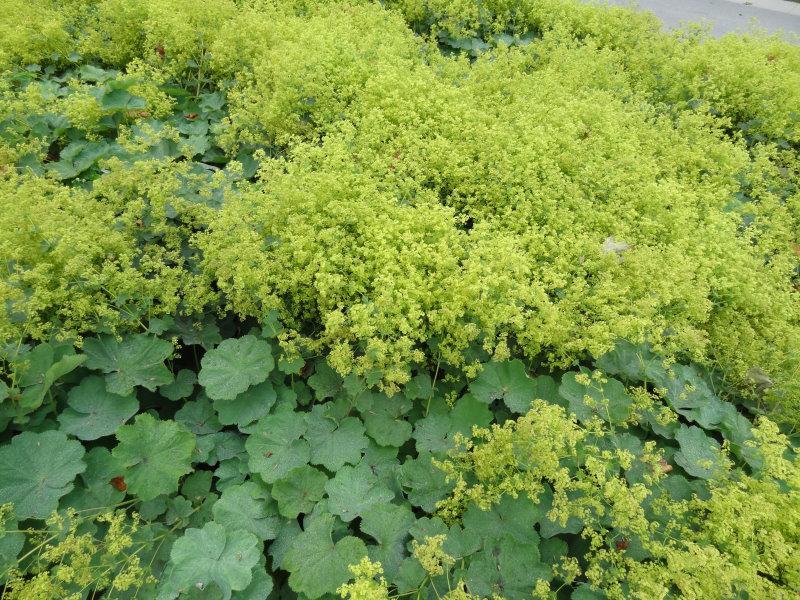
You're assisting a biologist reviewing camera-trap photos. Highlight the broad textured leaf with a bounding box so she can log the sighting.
[245,411,310,483]
[470,360,536,413]
[0,431,86,519]
[462,495,543,545]
[529,374,563,408]
[175,396,222,435]
[559,370,633,424]
[272,465,328,518]
[164,521,260,600]
[213,482,281,541]
[214,381,276,427]
[718,404,761,468]
[199,335,274,400]
[361,503,416,580]
[359,393,412,447]
[305,406,367,471]
[0,515,24,579]
[101,88,147,111]
[674,425,723,479]
[84,334,173,395]
[466,539,549,599]
[398,452,453,512]
[596,340,668,385]
[325,464,394,522]
[413,395,491,455]
[112,414,195,500]
[662,365,726,428]
[58,375,138,440]
[283,512,367,599]
[159,369,196,401]
[61,447,125,510]
[307,361,343,400]
[233,565,273,600]
[16,343,86,410]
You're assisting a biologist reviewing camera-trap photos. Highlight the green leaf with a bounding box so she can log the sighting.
[63,447,124,510]
[159,369,196,401]
[529,374,563,408]
[101,88,147,111]
[663,365,726,429]
[398,452,453,512]
[359,393,412,447]
[361,503,416,580]
[176,396,222,435]
[15,343,86,410]
[112,414,195,500]
[466,539,549,599]
[462,495,543,545]
[470,360,536,413]
[233,565,273,600]
[283,512,367,599]
[0,514,24,580]
[84,334,173,396]
[305,406,368,471]
[674,425,723,479]
[559,370,633,424]
[413,395,491,455]
[214,381,276,427]
[57,375,138,440]
[164,521,261,600]
[718,404,761,469]
[212,482,281,541]
[272,466,328,518]
[245,411,310,483]
[199,335,274,400]
[79,64,115,82]
[595,340,668,385]
[307,361,343,400]
[269,520,302,571]
[0,431,86,519]
[325,464,394,522]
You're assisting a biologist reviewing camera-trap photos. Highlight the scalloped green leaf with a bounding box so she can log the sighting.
[199,335,274,400]
[213,482,281,541]
[325,464,394,522]
[112,414,195,500]
[58,375,138,440]
[0,431,86,519]
[412,395,491,455]
[83,334,173,396]
[360,503,416,580]
[245,411,310,483]
[470,359,536,412]
[163,521,261,600]
[398,452,453,512]
[559,369,633,424]
[159,369,196,401]
[305,405,367,471]
[284,512,367,599]
[674,425,723,480]
[272,465,328,519]
[307,361,343,400]
[214,381,276,427]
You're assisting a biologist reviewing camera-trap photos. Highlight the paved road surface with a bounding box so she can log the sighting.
[599,0,800,39]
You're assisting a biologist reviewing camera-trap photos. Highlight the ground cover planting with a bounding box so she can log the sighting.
[0,0,799,598]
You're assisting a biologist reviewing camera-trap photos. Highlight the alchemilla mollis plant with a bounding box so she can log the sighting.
[0,0,798,598]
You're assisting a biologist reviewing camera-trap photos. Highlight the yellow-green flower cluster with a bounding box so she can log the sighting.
[0,0,798,422]
[435,403,800,599]
[1,507,155,599]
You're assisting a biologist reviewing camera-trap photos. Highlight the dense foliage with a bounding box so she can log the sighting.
[0,0,799,598]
